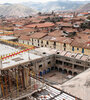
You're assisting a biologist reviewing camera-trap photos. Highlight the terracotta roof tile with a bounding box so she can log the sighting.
[19,35,30,40]
[82,29,90,34]
[80,12,90,15]
[14,28,35,35]
[26,22,55,28]
[30,32,48,39]
[48,30,62,37]
[56,22,72,27]
[42,35,72,44]
[63,28,77,33]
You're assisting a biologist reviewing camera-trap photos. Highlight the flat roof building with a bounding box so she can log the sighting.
[0,40,89,100]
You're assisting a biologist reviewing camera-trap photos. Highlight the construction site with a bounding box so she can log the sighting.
[0,36,90,100]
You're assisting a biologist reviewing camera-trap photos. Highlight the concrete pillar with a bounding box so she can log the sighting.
[72,64,74,69]
[62,61,64,68]
[24,67,29,87]
[0,74,2,97]
[21,68,25,89]
[0,59,2,69]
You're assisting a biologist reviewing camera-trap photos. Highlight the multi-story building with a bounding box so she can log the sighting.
[0,36,89,99]
[17,17,90,56]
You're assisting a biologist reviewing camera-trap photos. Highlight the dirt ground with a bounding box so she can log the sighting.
[43,70,70,85]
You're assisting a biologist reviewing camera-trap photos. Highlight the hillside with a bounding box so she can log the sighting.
[0,4,37,17]
[77,3,90,12]
[22,1,90,12]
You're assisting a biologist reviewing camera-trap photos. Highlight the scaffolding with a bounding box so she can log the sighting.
[0,65,45,100]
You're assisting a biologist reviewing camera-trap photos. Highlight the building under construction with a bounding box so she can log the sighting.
[0,38,89,100]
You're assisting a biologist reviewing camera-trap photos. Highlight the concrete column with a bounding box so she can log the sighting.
[62,61,64,68]
[24,67,29,88]
[0,75,2,97]
[21,68,25,89]
[72,64,74,69]
[0,59,2,69]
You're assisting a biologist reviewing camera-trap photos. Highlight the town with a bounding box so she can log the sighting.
[0,10,90,100]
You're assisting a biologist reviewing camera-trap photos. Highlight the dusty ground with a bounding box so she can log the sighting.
[43,71,70,84]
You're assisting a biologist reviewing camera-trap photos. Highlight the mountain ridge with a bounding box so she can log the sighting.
[76,3,90,12]
[21,1,90,12]
[0,4,37,18]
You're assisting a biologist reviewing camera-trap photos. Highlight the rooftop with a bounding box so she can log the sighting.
[42,35,73,44]
[61,68,90,100]
[56,50,90,62]
[0,43,19,56]
[0,36,18,41]
[0,46,56,70]
[0,44,40,69]
[30,32,48,39]
[32,85,76,100]
[26,22,55,28]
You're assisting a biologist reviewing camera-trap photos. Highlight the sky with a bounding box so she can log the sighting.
[0,0,89,4]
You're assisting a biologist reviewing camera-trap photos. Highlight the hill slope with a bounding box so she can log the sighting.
[22,1,90,12]
[0,4,37,17]
[77,3,90,12]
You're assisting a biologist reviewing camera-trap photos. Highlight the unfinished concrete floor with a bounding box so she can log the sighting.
[43,71,72,85]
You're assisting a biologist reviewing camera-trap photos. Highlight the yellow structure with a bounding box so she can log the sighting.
[18,36,90,55]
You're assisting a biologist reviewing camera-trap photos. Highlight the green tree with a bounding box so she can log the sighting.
[87,16,90,20]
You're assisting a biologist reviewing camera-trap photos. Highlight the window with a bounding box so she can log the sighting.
[64,48,66,51]
[56,60,59,64]
[56,60,62,65]
[72,47,74,51]
[88,63,90,66]
[76,61,81,64]
[82,48,84,53]
[41,40,43,44]
[65,59,70,61]
[48,61,51,64]
[47,41,48,45]
[39,65,42,68]
[77,48,79,50]
[30,62,33,66]
[64,43,66,47]
[38,40,39,43]
[54,42,56,46]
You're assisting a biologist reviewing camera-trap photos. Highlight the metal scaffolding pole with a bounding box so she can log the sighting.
[0,75,4,97]
[4,72,8,97]
[15,68,19,96]
[8,70,12,93]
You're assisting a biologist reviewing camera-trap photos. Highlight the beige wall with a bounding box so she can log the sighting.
[18,38,90,56]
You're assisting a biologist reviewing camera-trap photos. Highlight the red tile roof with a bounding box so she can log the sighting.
[82,29,90,34]
[80,12,89,15]
[71,35,90,49]
[56,22,72,27]
[63,28,77,33]
[26,22,55,28]
[42,35,72,44]
[19,35,30,40]
[30,32,48,39]
[48,30,62,37]
[14,28,35,35]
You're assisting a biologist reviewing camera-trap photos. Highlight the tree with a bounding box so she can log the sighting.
[87,16,90,20]
[38,12,42,16]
